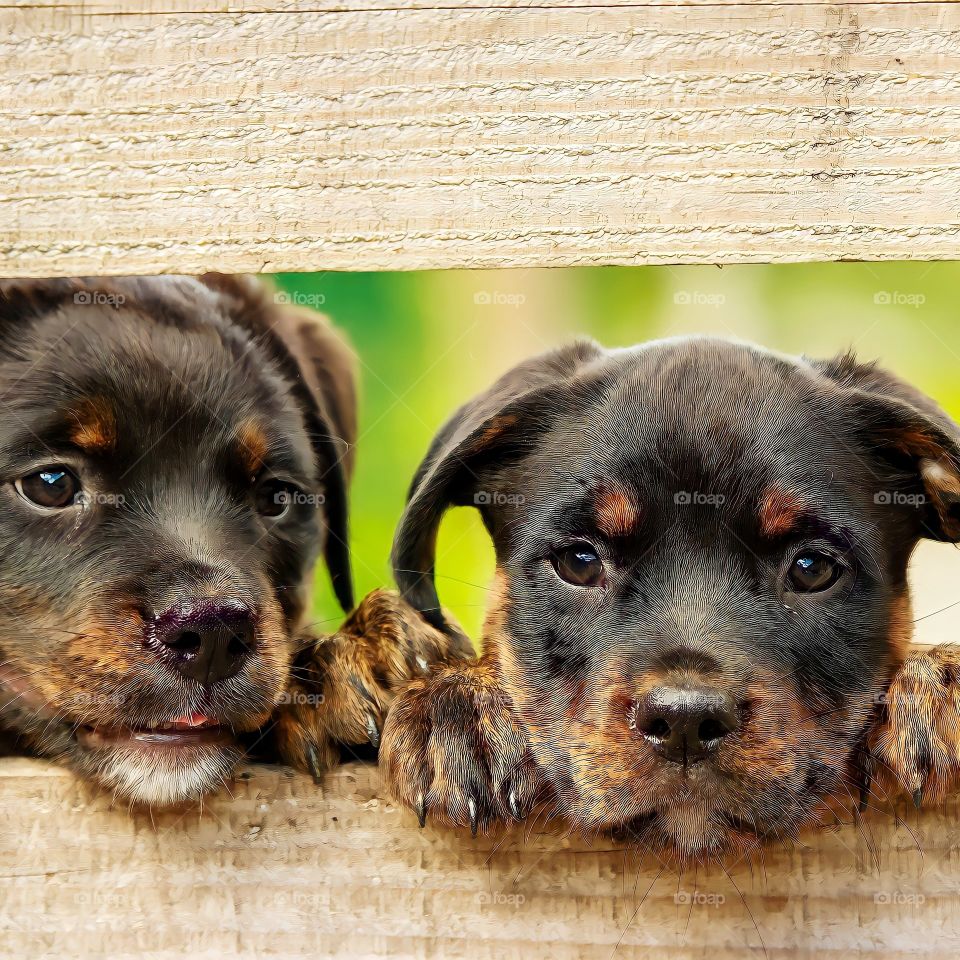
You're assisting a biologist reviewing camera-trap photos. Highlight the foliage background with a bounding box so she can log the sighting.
[275,264,960,639]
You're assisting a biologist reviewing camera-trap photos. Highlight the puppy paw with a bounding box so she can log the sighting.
[380,662,542,835]
[274,589,471,782]
[872,645,960,807]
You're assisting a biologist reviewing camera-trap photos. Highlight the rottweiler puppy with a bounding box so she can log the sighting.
[381,336,960,859]
[0,275,454,806]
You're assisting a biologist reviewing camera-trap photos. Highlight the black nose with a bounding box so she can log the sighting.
[152,600,256,686]
[634,685,739,765]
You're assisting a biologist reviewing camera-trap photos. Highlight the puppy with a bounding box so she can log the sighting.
[382,336,960,859]
[0,275,449,806]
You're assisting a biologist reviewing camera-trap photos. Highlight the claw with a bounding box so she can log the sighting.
[365,712,381,750]
[912,748,932,809]
[468,796,479,838]
[856,748,874,813]
[416,792,427,829]
[305,742,324,785]
[508,788,524,821]
[349,675,378,707]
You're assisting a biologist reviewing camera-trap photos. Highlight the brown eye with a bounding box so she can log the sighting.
[787,552,842,593]
[255,479,298,518]
[552,543,605,587]
[16,467,81,509]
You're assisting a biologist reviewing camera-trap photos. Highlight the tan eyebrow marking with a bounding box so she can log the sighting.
[463,414,519,457]
[237,418,269,477]
[921,457,960,497]
[759,486,803,538]
[69,397,117,453]
[594,483,640,537]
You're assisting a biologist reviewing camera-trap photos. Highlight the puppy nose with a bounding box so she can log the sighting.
[634,685,739,765]
[152,601,256,686]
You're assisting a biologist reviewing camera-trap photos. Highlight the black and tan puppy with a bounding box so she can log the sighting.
[0,275,450,806]
[382,336,960,860]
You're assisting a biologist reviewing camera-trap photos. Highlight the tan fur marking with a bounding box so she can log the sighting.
[69,397,117,453]
[887,589,914,666]
[758,486,802,538]
[594,484,639,537]
[236,419,269,477]
[465,414,519,456]
[921,457,960,495]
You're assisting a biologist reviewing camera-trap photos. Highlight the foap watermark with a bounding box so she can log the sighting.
[75,889,128,908]
[673,291,725,308]
[276,690,325,707]
[288,891,329,908]
[74,290,125,307]
[63,690,128,710]
[474,290,526,309]
[274,290,326,308]
[873,291,925,308]
[674,491,726,507]
[77,491,126,508]
[674,891,726,908]
[874,491,926,507]
[476,891,526,907]
[874,891,925,906]
[276,490,326,508]
[474,490,526,507]
[873,690,922,706]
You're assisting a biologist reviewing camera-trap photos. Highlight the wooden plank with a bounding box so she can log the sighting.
[0,756,956,959]
[2,2,959,275]
[0,0,940,10]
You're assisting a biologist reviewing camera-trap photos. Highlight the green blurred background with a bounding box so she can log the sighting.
[275,263,960,639]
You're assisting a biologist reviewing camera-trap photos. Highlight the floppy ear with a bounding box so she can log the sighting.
[0,279,77,323]
[815,353,960,542]
[392,340,604,630]
[201,274,358,611]
[0,277,131,329]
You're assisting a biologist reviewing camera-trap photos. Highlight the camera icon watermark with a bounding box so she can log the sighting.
[874,891,925,905]
[674,491,726,507]
[74,290,125,307]
[76,491,126,508]
[64,690,128,709]
[473,290,526,308]
[873,691,923,705]
[474,490,526,507]
[75,890,127,907]
[276,690,325,707]
[873,291,925,308]
[476,891,526,907]
[274,290,326,308]
[674,891,725,907]
[673,291,725,308]
[874,491,926,507]
[275,490,326,508]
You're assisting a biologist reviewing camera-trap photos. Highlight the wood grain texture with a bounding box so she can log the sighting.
[0,1,938,10]
[0,757,956,959]
[2,2,960,275]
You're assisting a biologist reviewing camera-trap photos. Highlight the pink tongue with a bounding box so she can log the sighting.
[168,712,211,729]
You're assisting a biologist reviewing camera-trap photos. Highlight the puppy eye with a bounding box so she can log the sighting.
[16,467,81,510]
[254,478,299,518]
[786,551,843,593]
[552,542,605,587]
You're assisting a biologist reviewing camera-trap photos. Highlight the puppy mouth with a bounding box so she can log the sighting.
[0,665,263,751]
[609,801,771,859]
[75,712,234,751]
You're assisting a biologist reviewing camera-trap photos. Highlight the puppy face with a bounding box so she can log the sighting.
[0,276,355,805]
[395,337,960,858]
